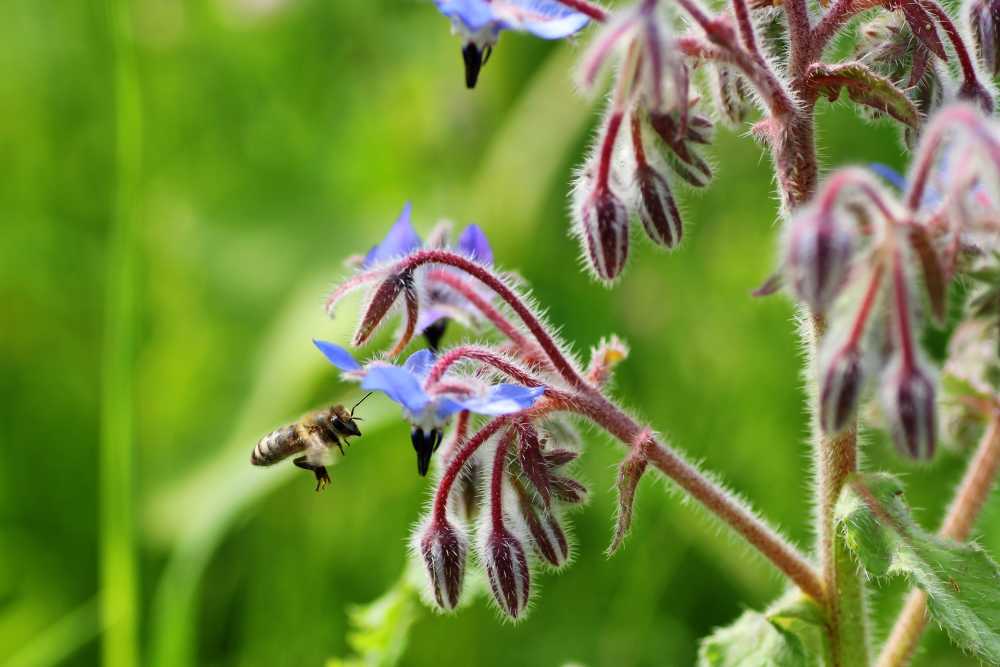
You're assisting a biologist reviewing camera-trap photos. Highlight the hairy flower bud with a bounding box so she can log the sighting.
[820,345,865,434]
[881,359,938,460]
[784,209,855,312]
[647,110,714,188]
[515,423,552,507]
[417,517,468,611]
[579,187,630,282]
[482,529,531,620]
[355,270,414,345]
[515,486,570,568]
[971,0,1000,77]
[636,165,683,249]
[550,475,589,505]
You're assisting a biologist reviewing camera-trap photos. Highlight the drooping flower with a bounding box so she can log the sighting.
[314,340,546,475]
[434,0,590,88]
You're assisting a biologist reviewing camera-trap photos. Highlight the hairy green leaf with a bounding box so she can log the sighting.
[836,473,1000,664]
[698,608,813,667]
[327,576,419,667]
[805,62,921,129]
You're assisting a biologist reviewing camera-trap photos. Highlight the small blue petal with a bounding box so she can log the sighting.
[362,366,430,414]
[449,383,545,416]
[434,0,496,31]
[457,224,493,265]
[403,349,436,378]
[435,0,588,39]
[313,340,361,372]
[869,163,906,191]
[362,202,422,268]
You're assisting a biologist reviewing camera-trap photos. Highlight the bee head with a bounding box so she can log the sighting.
[331,404,362,438]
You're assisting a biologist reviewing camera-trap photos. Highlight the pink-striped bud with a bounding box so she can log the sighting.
[636,165,683,249]
[515,423,551,508]
[550,475,589,505]
[785,209,855,313]
[517,495,570,568]
[579,188,630,282]
[972,0,1000,77]
[482,529,531,620]
[819,345,865,434]
[881,359,938,460]
[417,518,468,611]
[354,270,414,345]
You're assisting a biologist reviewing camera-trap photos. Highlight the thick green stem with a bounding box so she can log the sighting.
[809,316,871,666]
[101,0,142,664]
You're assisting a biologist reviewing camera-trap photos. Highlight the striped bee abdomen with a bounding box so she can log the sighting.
[251,425,305,466]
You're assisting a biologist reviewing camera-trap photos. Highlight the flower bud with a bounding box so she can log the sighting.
[550,475,589,505]
[609,444,649,555]
[712,65,753,127]
[515,424,552,507]
[971,0,1000,77]
[417,517,468,611]
[820,345,865,434]
[520,503,570,569]
[881,359,938,460]
[784,209,855,312]
[636,165,683,249]
[355,270,414,345]
[579,188,630,282]
[482,529,531,620]
[543,448,579,467]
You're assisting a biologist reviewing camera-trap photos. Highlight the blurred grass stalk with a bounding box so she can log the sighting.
[101,0,142,664]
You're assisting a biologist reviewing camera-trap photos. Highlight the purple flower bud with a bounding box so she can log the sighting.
[972,0,1000,77]
[820,345,865,434]
[881,360,938,460]
[515,423,552,507]
[636,165,683,249]
[519,502,570,568]
[417,518,468,611]
[550,475,589,505]
[579,188,630,282]
[784,209,855,312]
[482,529,531,619]
[609,445,649,555]
[543,448,579,467]
[355,271,414,346]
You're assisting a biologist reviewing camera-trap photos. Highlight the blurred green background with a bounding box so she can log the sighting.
[2,1,995,665]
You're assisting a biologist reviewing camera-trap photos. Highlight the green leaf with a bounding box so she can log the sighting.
[805,62,921,129]
[698,607,814,667]
[327,575,419,667]
[836,473,1000,664]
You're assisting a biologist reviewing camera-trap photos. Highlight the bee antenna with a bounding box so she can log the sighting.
[350,392,374,416]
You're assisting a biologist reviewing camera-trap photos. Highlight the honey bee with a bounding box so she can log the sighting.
[251,394,371,491]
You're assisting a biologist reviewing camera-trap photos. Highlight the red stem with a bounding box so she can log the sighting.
[891,251,916,370]
[426,269,534,353]
[597,112,625,191]
[923,1,980,88]
[489,427,516,529]
[426,345,546,388]
[630,110,647,167]
[846,262,885,347]
[433,416,509,522]
[731,0,764,63]
[397,250,587,389]
[553,0,609,22]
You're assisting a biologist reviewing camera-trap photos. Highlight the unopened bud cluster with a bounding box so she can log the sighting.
[571,0,719,282]
[783,111,1000,459]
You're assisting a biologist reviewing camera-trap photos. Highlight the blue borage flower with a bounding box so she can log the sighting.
[314,340,546,475]
[434,0,590,88]
[361,202,495,350]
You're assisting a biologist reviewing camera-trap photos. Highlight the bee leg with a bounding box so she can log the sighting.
[293,457,331,492]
